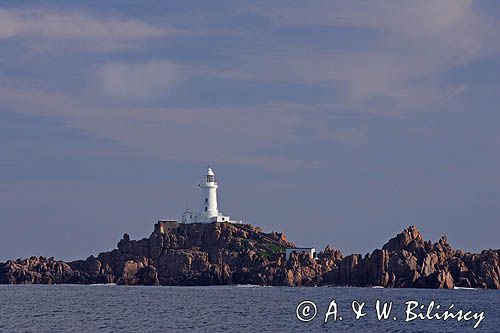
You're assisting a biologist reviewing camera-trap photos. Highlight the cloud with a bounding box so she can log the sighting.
[0,84,311,169]
[1,1,499,170]
[96,61,183,99]
[0,9,169,51]
[230,0,500,113]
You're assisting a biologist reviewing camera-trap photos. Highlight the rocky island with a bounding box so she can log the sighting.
[1,222,499,289]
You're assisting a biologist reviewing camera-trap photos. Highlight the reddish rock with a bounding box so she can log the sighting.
[382,225,423,252]
[0,223,498,289]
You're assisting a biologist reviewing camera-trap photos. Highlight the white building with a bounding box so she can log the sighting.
[285,248,317,260]
[182,167,241,224]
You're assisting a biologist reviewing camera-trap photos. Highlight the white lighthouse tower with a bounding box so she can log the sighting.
[200,167,218,219]
[182,167,240,224]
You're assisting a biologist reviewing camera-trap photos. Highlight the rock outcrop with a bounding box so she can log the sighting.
[1,223,498,289]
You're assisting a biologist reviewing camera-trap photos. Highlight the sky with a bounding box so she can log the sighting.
[1,0,499,261]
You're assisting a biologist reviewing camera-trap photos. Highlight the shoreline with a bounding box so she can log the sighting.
[1,223,499,289]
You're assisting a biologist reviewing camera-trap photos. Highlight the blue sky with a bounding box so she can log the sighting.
[1,1,499,260]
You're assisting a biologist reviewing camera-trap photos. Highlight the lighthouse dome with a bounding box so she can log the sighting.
[207,167,214,176]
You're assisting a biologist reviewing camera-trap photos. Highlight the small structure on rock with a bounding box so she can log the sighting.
[286,247,317,260]
[155,220,179,234]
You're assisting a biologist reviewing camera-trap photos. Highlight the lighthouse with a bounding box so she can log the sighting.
[182,167,241,224]
[200,167,219,219]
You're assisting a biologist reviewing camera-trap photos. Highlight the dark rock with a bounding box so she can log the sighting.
[382,225,423,252]
[0,223,498,289]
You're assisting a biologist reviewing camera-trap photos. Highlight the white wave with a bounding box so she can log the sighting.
[88,283,117,286]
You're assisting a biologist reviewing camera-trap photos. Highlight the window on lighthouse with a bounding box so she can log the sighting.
[205,207,207,211]
[207,175,214,182]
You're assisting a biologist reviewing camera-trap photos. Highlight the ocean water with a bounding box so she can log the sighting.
[0,285,498,332]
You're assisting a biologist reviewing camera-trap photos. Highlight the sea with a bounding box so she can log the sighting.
[0,285,498,332]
